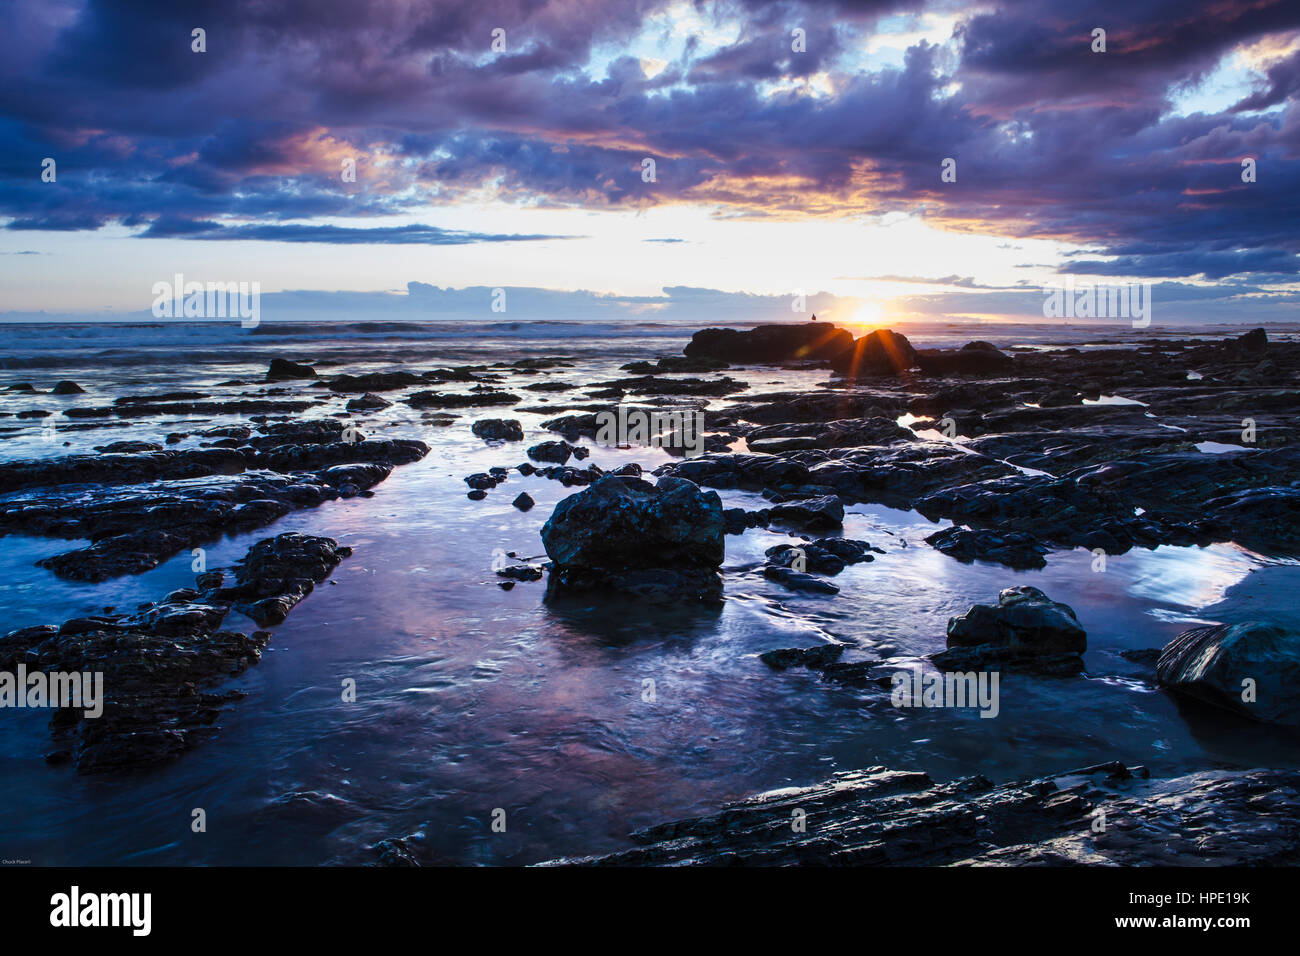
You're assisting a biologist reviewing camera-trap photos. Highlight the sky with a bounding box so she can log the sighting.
[1,0,1298,326]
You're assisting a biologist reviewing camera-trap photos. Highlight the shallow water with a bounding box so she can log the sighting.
[2,319,1299,865]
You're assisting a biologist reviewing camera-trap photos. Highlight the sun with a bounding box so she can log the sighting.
[845,300,885,330]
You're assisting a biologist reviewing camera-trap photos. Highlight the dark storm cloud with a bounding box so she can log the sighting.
[0,0,1298,275]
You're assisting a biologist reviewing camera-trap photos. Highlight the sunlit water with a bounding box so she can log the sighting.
[1,319,1298,865]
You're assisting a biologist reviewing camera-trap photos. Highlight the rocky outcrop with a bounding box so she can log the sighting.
[1156,622,1300,725]
[769,495,844,530]
[925,526,1049,569]
[683,324,854,364]
[745,417,911,453]
[542,762,1300,866]
[0,424,426,581]
[915,347,1014,376]
[0,532,350,773]
[541,475,725,601]
[829,329,918,377]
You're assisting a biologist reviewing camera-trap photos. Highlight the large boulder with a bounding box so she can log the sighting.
[939,586,1086,672]
[683,324,854,364]
[829,329,918,377]
[266,358,317,381]
[541,475,725,600]
[1156,622,1300,725]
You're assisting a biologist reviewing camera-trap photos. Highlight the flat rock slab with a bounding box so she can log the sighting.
[542,763,1300,866]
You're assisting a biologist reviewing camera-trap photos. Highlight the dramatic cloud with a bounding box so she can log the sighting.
[1,0,1298,279]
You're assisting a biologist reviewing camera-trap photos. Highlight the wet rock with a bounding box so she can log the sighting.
[65,398,316,419]
[406,389,521,409]
[467,489,487,501]
[766,537,875,574]
[473,418,524,442]
[0,533,349,773]
[8,449,407,582]
[533,464,602,486]
[759,645,845,670]
[762,566,840,594]
[1157,622,1300,725]
[94,440,163,454]
[327,370,422,392]
[346,393,392,411]
[590,375,748,397]
[621,356,729,374]
[915,348,1014,376]
[464,472,505,490]
[372,838,421,867]
[829,329,919,377]
[723,507,769,534]
[512,492,535,511]
[528,440,576,464]
[745,417,911,452]
[541,475,725,601]
[683,324,854,364]
[217,532,353,626]
[544,763,1300,866]
[944,586,1086,669]
[266,358,317,381]
[497,564,544,581]
[925,526,1049,570]
[769,495,844,530]
[51,380,85,395]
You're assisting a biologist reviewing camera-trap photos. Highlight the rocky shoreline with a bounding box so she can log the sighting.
[4,320,1299,863]
[541,762,1300,866]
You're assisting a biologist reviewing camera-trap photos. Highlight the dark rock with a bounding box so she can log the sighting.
[830,329,919,377]
[683,323,854,364]
[925,526,1049,570]
[1234,328,1268,353]
[541,475,725,601]
[473,419,524,442]
[0,533,349,773]
[528,441,575,464]
[915,348,1014,376]
[327,370,422,392]
[769,495,844,530]
[762,566,840,594]
[220,532,352,626]
[497,564,544,582]
[621,356,729,374]
[51,380,85,395]
[759,645,845,670]
[346,392,392,411]
[266,358,317,381]
[372,838,421,867]
[946,586,1087,666]
[512,492,535,511]
[765,537,875,574]
[1156,622,1300,725]
[406,390,520,408]
[543,763,1300,866]
[745,417,911,452]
